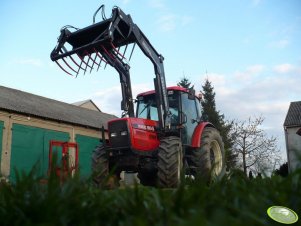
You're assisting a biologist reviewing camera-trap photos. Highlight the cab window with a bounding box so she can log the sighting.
[136,92,180,125]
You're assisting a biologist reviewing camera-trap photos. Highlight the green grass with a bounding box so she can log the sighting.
[0,169,300,226]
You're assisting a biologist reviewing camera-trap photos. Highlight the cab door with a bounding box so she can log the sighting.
[180,93,201,145]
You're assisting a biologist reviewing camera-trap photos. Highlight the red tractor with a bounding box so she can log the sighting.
[50,5,225,188]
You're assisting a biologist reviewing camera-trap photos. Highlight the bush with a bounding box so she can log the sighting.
[0,168,300,226]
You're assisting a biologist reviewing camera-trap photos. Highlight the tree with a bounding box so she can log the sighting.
[248,171,254,179]
[274,162,288,177]
[177,76,193,89]
[201,79,236,169]
[230,116,281,176]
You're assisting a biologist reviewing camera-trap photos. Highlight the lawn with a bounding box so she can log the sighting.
[0,169,300,226]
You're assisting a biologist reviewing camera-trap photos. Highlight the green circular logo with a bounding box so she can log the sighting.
[267,206,298,224]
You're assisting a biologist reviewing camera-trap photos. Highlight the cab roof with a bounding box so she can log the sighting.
[137,86,189,97]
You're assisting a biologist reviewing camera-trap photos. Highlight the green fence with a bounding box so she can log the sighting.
[75,134,101,178]
[10,124,70,182]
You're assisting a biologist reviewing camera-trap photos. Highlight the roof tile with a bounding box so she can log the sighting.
[284,101,301,127]
[0,86,116,130]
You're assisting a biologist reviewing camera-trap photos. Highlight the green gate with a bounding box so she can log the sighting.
[10,124,70,182]
[75,134,101,178]
[0,121,4,171]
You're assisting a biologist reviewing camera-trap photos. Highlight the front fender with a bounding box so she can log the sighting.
[191,122,215,148]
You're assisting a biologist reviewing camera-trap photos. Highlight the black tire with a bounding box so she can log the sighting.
[157,136,183,188]
[92,145,121,189]
[190,127,225,181]
[91,145,109,188]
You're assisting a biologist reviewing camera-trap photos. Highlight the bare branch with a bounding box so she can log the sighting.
[230,115,281,175]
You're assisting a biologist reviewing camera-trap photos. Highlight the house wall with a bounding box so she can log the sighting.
[285,126,301,172]
[0,111,107,181]
[79,102,100,111]
[0,121,4,171]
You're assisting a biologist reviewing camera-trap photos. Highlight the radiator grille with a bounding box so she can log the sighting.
[109,120,130,148]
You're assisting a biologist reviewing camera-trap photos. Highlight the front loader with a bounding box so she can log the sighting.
[50,5,226,188]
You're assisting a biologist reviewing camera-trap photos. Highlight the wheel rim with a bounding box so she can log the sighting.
[210,140,223,176]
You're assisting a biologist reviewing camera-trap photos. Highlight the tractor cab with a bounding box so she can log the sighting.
[136,86,202,145]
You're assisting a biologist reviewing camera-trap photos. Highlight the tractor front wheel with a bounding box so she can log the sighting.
[92,145,109,188]
[92,145,120,188]
[157,136,183,188]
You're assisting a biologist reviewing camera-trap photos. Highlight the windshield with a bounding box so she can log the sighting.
[136,92,179,125]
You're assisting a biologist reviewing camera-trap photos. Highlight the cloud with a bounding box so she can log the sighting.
[216,70,300,115]
[156,14,194,32]
[234,64,265,80]
[247,65,265,74]
[122,0,130,4]
[204,72,226,86]
[150,0,193,32]
[94,86,121,116]
[157,14,176,32]
[149,0,175,32]
[273,63,295,74]
[243,36,252,44]
[15,58,43,67]
[268,39,289,49]
[181,16,193,26]
[199,64,301,158]
[116,0,131,4]
[93,83,153,116]
[251,0,262,6]
[148,0,165,9]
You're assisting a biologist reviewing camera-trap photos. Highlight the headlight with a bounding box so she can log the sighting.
[120,131,128,136]
[110,132,118,137]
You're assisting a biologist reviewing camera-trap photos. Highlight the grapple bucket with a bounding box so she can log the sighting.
[50,7,136,76]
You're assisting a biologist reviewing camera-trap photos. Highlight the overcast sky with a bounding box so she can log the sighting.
[1,0,300,161]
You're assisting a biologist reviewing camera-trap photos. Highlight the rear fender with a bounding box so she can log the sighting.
[191,122,215,148]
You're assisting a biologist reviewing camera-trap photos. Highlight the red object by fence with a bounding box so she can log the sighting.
[48,140,79,179]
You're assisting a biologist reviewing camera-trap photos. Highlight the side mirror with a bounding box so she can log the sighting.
[188,87,196,100]
[198,92,204,102]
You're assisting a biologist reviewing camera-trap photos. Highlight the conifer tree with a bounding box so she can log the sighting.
[177,76,193,89]
[201,79,236,169]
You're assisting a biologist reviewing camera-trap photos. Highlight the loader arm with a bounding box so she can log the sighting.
[50,6,171,130]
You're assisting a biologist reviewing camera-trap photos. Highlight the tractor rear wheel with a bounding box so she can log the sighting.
[157,136,183,188]
[190,127,225,181]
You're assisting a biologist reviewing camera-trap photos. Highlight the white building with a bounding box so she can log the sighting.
[284,101,301,172]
